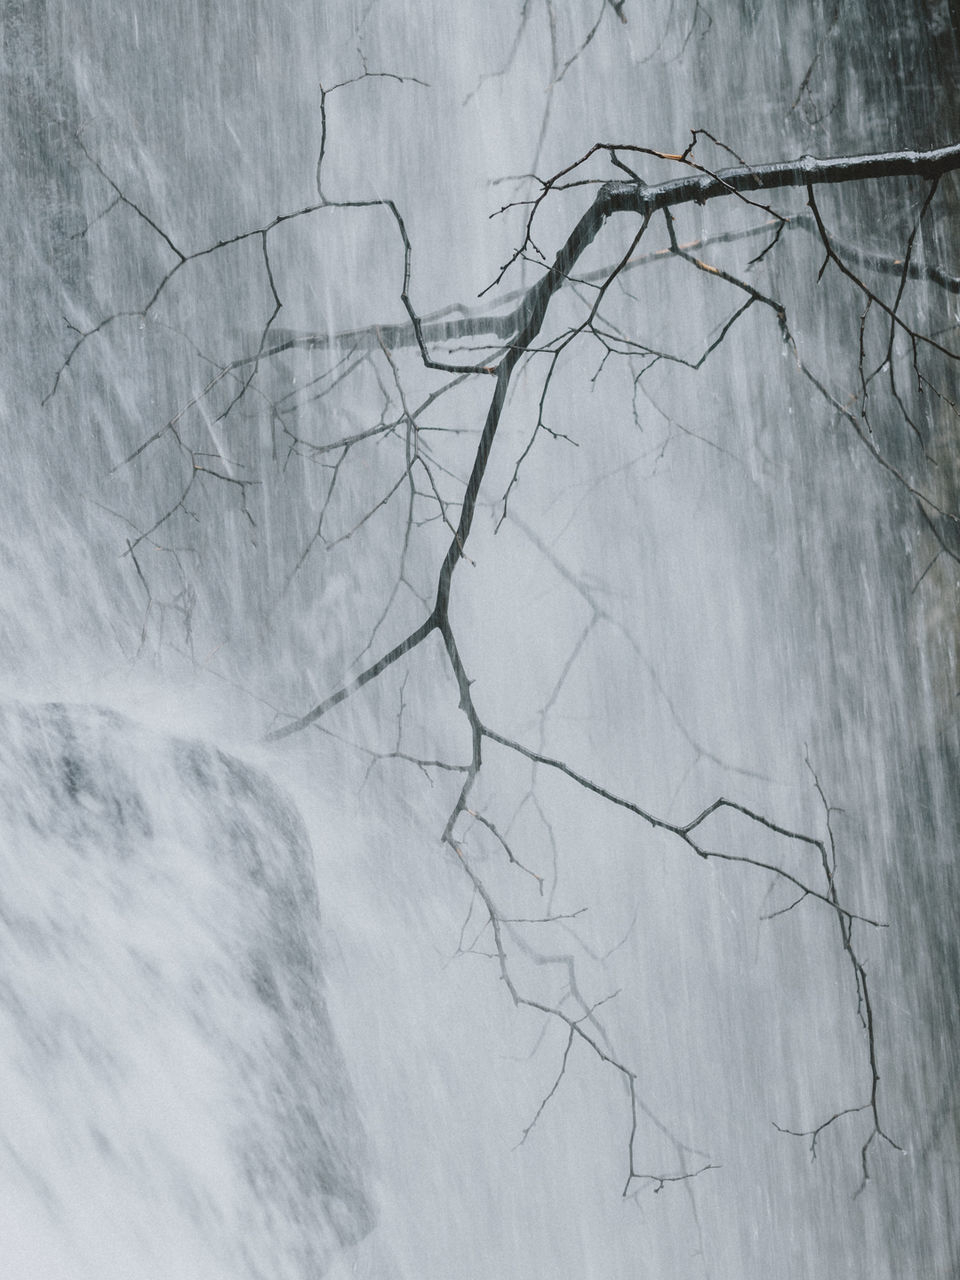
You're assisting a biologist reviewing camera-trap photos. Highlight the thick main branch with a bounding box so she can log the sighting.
[597,142,960,218]
[266,141,960,739]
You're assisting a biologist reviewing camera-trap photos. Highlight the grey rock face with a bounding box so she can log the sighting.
[0,702,372,1279]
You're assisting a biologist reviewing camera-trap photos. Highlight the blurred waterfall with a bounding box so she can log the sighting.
[0,703,371,1278]
[1,2,958,1277]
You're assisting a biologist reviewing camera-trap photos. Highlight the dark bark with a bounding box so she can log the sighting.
[268,141,960,741]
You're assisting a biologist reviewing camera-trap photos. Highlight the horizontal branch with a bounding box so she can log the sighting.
[257,205,960,363]
[598,142,960,218]
[261,147,960,373]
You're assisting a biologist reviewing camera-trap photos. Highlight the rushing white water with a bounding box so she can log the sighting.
[2,2,958,1276]
[0,703,370,1279]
